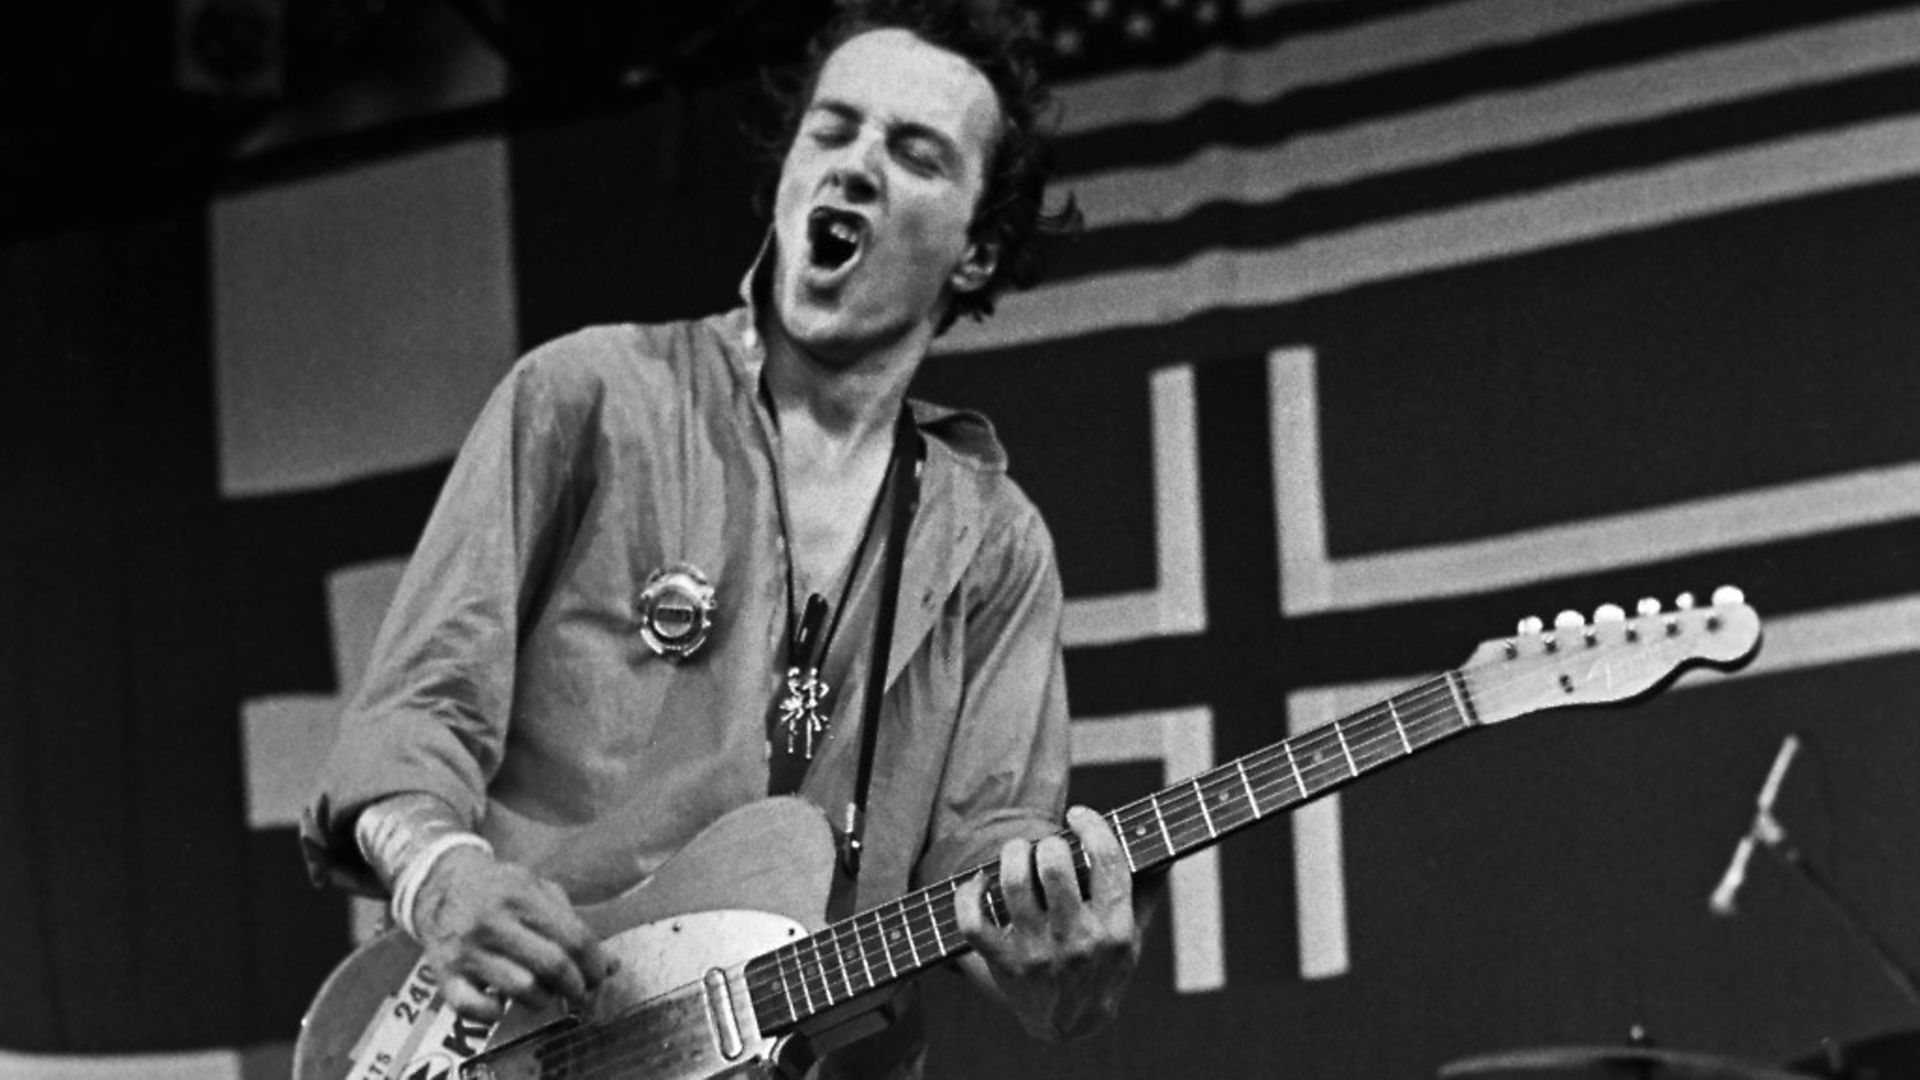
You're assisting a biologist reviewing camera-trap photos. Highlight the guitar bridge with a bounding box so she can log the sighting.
[457,1016,577,1080]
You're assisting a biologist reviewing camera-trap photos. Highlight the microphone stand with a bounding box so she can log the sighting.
[1757,816,1920,1014]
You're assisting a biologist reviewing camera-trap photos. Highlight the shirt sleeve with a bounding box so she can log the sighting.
[299,345,592,894]
[915,496,1072,886]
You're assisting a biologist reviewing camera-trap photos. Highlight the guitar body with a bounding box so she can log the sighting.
[294,797,840,1080]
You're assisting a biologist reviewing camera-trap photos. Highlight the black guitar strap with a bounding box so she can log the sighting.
[840,406,924,880]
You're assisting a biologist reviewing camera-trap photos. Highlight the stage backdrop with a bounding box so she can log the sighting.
[5,1,1920,1078]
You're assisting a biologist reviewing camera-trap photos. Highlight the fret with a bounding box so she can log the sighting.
[1175,786,1208,850]
[901,899,923,968]
[1281,740,1305,801]
[1192,777,1217,839]
[819,936,841,1008]
[775,949,799,1027]
[854,914,875,991]
[1149,796,1173,859]
[1332,722,1358,777]
[879,915,895,985]
[801,938,827,1012]
[792,943,816,1017]
[1388,698,1412,755]
[927,889,948,954]
[1444,670,1476,727]
[876,909,900,981]
[816,933,839,1005]
[1116,816,1143,873]
[828,932,853,1005]
[1235,758,1260,817]
[1164,787,1203,854]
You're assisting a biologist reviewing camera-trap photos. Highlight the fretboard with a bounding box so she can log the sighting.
[743,670,1478,1030]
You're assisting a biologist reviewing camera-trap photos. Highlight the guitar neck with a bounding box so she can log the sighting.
[745,671,1478,1030]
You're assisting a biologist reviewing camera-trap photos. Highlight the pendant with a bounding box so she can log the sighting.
[779,665,832,759]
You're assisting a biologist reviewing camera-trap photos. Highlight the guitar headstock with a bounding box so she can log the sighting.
[1462,586,1761,725]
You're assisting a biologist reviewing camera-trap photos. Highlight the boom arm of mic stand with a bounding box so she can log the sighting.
[1760,829,1920,1014]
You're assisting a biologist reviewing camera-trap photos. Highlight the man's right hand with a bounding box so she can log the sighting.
[410,845,612,1022]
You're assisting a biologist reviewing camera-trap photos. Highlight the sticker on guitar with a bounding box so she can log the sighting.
[341,957,494,1080]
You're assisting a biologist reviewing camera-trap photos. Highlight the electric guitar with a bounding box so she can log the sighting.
[294,588,1761,1080]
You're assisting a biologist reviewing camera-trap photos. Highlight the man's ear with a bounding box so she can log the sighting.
[950,240,998,294]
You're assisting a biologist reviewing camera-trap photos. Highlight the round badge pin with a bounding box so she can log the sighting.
[636,562,716,660]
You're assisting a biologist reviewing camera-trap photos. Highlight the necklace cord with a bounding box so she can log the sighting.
[784,439,893,675]
[842,407,924,879]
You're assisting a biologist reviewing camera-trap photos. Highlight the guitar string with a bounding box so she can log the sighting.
[581,606,1748,1078]
[539,684,1478,1079]
[1112,685,1456,863]
[749,679,1473,1024]
[576,678,1476,1070]
[737,675,1474,1024]
[536,982,708,1080]
[535,675,1494,1077]
[1065,609,1715,921]
[503,632,1694,1075]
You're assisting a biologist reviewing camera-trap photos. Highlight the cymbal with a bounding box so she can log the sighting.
[1439,1044,1818,1080]
[1789,1028,1920,1079]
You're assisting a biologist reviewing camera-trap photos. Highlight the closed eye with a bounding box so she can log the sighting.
[896,145,942,175]
[892,132,953,177]
[803,101,860,147]
[808,124,855,148]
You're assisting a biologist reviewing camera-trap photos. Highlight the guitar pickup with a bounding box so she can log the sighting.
[704,968,745,1061]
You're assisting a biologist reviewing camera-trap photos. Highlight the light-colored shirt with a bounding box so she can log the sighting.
[301,301,1071,931]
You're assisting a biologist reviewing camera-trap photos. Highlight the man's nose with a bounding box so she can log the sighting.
[827,137,884,202]
[836,169,879,203]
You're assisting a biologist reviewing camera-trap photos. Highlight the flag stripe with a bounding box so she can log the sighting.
[1057,0,1694,134]
[1054,63,1920,286]
[1282,461,1920,615]
[1062,517,1920,719]
[1054,0,1912,174]
[1062,9,1920,235]
[939,115,1920,356]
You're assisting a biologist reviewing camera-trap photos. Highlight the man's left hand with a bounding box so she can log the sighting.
[954,805,1146,1041]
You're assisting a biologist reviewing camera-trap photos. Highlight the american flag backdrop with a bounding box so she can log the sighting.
[4,1,1920,1078]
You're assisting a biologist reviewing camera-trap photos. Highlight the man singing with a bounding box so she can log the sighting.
[303,2,1149,1075]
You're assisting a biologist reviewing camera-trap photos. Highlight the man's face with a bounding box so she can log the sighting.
[768,29,1002,363]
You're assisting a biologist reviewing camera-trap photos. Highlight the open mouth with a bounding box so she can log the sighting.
[806,207,866,272]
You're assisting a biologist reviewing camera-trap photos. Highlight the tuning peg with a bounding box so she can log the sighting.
[1594,603,1627,623]
[1554,610,1585,629]
[1675,591,1696,610]
[1636,597,1661,616]
[1517,615,1545,636]
[1711,585,1745,606]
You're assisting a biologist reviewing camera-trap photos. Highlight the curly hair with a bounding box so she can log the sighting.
[762,0,1081,332]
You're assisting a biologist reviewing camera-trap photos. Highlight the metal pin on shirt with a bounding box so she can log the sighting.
[637,562,716,660]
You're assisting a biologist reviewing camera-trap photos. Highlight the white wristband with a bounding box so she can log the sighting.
[390,832,493,940]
